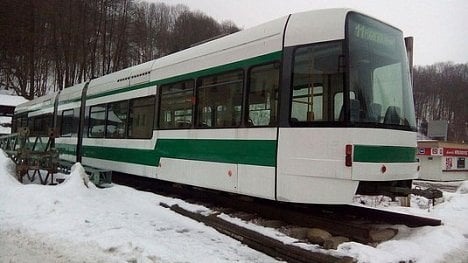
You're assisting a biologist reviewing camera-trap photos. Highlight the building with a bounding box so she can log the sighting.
[417,140,468,181]
[0,94,28,135]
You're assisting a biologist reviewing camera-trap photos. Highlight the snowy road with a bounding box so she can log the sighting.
[0,229,118,263]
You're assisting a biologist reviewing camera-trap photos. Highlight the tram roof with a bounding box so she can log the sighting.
[16,8,402,114]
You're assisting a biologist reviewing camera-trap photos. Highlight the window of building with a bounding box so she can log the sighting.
[159,80,194,129]
[458,158,465,169]
[128,96,155,138]
[247,63,279,127]
[197,70,243,128]
[89,105,106,138]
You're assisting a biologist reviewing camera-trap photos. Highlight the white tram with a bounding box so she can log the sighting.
[14,9,419,204]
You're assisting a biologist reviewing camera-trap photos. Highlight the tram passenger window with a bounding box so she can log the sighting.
[11,117,17,132]
[33,118,41,135]
[197,70,243,128]
[28,117,34,132]
[290,41,344,123]
[106,101,128,138]
[89,105,106,138]
[128,96,155,138]
[159,80,194,129]
[61,109,76,137]
[248,63,279,126]
[32,114,52,136]
[21,117,28,130]
[13,114,28,132]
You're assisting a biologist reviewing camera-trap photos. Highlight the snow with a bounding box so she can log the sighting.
[0,149,467,263]
[0,94,28,107]
[343,184,468,263]
[0,152,279,263]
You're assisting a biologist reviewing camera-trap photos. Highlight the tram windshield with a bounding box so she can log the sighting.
[347,13,416,130]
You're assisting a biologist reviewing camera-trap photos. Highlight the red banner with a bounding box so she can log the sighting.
[443,148,468,157]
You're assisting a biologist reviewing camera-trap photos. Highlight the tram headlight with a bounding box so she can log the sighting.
[345,144,353,167]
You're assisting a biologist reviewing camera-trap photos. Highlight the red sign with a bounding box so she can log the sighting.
[417,147,431,155]
[443,148,468,157]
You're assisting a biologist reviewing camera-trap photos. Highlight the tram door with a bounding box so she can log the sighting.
[276,42,357,204]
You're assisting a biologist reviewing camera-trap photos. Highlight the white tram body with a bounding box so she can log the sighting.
[14,9,419,204]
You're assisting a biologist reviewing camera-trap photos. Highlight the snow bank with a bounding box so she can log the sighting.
[339,186,468,263]
[455,181,468,194]
[61,162,92,190]
[0,150,20,186]
[0,150,279,263]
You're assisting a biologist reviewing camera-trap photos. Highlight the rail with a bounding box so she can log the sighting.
[160,202,354,263]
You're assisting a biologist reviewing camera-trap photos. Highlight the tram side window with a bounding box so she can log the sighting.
[28,117,34,131]
[31,114,52,136]
[21,117,28,130]
[248,63,279,126]
[197,70,243,128]
[11,116,17,132]
[89,105,106,138]
[290,41,344,123]
[12,114,28,132]
[159,80,194,129]
[33,118,42,135]
[106,101,128,138]
[61,109,77,137]
[128,96,155,139]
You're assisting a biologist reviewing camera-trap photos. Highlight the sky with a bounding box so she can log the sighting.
[149,0,468,66]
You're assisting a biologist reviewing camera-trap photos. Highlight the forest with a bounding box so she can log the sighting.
[413,62,467,142]
[0,0,239,98]
[0,1,466,142]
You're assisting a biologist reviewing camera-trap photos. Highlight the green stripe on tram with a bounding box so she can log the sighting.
[75,139,277,167]
[82,145,158,166]
[353,145,417,163]
[155,139,277,166]
[56,143,77,156]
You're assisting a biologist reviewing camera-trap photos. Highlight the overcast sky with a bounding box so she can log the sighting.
[150,0,468,66]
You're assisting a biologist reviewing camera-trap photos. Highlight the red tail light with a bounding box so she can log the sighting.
[345,144,353,167]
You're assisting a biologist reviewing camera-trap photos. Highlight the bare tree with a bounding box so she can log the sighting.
[414,62,468,142]
[0,0,240,98]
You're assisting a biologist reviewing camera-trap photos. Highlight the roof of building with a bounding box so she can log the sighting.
[0,94,29,107]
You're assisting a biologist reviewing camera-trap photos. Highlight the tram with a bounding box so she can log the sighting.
[13,9,418,204]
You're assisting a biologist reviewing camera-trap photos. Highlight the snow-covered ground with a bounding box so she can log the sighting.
[0,150,467,263]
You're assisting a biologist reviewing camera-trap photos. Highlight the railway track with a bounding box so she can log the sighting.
[160,202,353,263]
[113,173,442,262]
[413,180,462,193]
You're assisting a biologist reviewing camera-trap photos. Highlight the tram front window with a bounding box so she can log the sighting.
[347,13,416,130]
